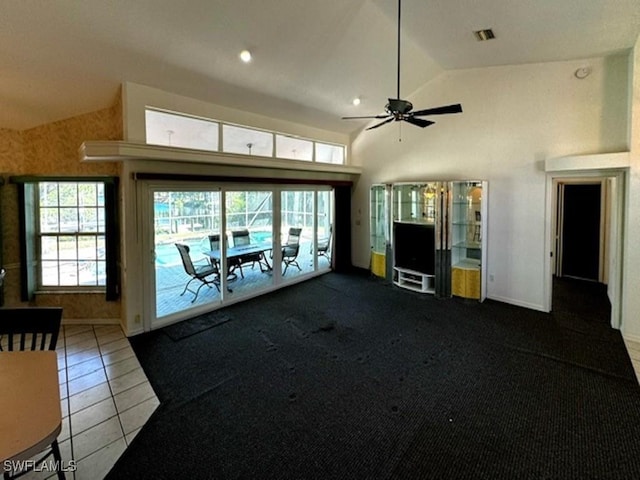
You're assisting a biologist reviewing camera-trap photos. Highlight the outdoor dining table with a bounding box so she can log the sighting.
[206,242,274,273]
[0,351,62,467]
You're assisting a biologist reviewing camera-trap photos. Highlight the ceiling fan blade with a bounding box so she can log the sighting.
[366,117,396,130]
[404,117,434,128]
[342,114,390,120]
[411,103,463,117]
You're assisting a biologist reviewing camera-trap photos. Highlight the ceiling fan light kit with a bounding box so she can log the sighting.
[342,0,462,131]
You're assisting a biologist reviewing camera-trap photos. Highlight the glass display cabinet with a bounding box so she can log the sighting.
[451,181,488,300]
[372,180,487,299]
[392,183,438,224]
[391,183,439,293]
[370,184,389,278]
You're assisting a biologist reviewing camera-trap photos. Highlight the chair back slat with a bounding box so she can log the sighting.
[176,243,196,276]
[0,307,63,351]
[286,227,302,246]
[232,229,251,247]
[209,234,221,251]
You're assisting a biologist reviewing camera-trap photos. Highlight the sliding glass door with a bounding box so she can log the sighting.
[152,188,223,322]
[142,182,335,330]
[280,190,314,280]
[316,189,333,270]
[224,189,274,298]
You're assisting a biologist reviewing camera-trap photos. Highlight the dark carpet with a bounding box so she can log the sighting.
[162,312,232,341]
[106,272,640,479]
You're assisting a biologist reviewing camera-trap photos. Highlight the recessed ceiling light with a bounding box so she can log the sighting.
[473,29,495,41]
[239,50,252,63]
[352,97,361,106]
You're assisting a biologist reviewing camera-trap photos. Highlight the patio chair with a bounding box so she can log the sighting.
[0,307,66,479]
[175,243,220,302]
[282,227,302,275]
[314,227,332,261]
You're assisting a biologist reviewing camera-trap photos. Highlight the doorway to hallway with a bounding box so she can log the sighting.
[557,182,602,281]
[548,172,624,329]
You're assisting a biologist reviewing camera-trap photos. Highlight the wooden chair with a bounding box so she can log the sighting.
[0,307,65,479]
[175,243,220,302]
[0,307,62,352]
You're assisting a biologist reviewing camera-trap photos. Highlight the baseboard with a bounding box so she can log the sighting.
[62,318,121,325]
[486,295,548,313]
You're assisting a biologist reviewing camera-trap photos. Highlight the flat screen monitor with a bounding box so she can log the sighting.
[393,222,435,275]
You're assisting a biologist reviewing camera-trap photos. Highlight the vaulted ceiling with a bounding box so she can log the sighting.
[1,0,639,133]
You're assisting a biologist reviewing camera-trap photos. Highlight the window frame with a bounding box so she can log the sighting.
[11,176,120,301]
[144,107,347,165]
[37,181,107,290]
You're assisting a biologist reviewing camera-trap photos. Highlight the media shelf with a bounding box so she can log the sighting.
[393,267,435,294]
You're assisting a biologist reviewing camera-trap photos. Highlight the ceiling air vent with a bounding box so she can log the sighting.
[474,29,495,41]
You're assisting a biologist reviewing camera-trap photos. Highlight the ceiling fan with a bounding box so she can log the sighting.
[342,0,462,131]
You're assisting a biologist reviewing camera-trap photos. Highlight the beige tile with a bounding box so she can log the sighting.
[64,331,97,349]
[18,464,50,479]
[74,438,127,480]
[58,438,75,471]
[99,337,130,355]
[14,442,65,479]
[96,330,126,346]
[58,368,67,386]
[57,354,66,371]
[69,381,112,414]
[67,368,108,397]
[70,397,117,436]
[114,381,156,413]
[94,325,124,336]
[67,356,105,382]
[66,346,101,368]
[125,427,142,446]
[629,351,640,363]
[59,382,68,401]
[60,397,69,418]
[65,337,99,358]
[101,345,135,366]
[624,338,640,347]
[108,367,147,395]
[119,396,160,435]
[72,417,125,461]
[64,325,93,338]
[59,415,71,442]
[105,355,141,381]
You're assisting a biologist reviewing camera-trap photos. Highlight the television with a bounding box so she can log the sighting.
[393,222,436,275]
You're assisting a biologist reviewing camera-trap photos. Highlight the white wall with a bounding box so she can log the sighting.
[351,55,630,311]
[622,37,640,340]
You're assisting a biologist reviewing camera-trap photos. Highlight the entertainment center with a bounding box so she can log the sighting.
[370,181,487,300]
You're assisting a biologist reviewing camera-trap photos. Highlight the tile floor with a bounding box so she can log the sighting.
[624,338,640,383]
[16,324,159,480]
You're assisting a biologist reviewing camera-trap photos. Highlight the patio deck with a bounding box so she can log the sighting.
[155,241,330,318]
